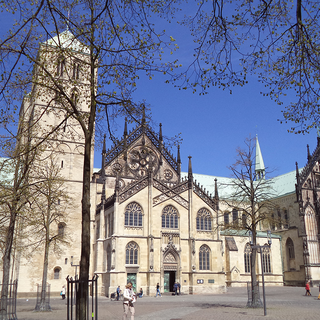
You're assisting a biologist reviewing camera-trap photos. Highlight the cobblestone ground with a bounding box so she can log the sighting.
[16,286,320,320]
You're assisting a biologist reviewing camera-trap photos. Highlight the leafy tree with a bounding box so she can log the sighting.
[220,136,276,307]
[0,1,178,318]
[175,0,320,134]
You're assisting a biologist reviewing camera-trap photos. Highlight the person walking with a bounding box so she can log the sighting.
[177,282,181,295]
[123,282,136,320]
[117,286,121,301]
[318,284,320,300]
[155,283,161,297]
[173,282,178,296]
[61,285,66,300]
[305,280,311,296]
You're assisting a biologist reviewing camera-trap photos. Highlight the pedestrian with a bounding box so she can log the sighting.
[305,280,311,296]
[155,283,161,297]
[177,282,181,295]
[117,286,121,301]
[61,285,66,300]
[173,282,178,296]
[123,282,136,320]
[138,288,143,298]
[318,284,320,300]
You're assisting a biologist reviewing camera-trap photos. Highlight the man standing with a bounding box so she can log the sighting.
[117,286,121,301]
[173,282,178,296]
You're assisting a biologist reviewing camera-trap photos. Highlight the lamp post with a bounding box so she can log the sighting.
[70,256,80,279]
[249,230,272,316]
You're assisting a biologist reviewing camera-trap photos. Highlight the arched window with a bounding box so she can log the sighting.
[196,208,212,231]
[277,209,282,229]
[72,61,80,80]
[56,57,64,77]
[162,205,178,229]
[224,212,229,225]
[199,245,210,270]
[286,237,295,270]
[242,213,247,228]
[54,267,60,279]
[232,209,238,226]
[126,242,139,265]
[244,243,252,273]
[284,209,289,229]
[58,223,66,237]
[124,202,143,227]
[262,246,271,273]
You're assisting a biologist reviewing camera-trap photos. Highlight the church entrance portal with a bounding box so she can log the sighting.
[164,271,175,292]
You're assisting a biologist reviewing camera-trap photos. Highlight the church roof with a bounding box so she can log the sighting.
[43,30,90,54]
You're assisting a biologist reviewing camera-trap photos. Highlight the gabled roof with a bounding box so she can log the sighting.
[43,30,90,54]
[104,122,179,173]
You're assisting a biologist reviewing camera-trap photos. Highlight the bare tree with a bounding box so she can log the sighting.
[174,0,320,134]
[23,153,70,312]
[220,136,276,307]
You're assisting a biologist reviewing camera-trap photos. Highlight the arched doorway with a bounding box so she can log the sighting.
[163,252,178,292]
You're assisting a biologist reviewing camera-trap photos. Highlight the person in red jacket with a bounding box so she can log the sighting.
[305,280,311,296]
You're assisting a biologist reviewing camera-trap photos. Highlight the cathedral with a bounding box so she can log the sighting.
[8,30,320,297]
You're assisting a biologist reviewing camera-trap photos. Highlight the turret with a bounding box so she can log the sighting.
[255,135,265,180]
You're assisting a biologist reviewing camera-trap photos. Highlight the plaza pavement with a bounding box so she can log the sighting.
[16,286,320,320]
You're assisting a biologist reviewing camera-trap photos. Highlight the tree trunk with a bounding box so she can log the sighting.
[0,201,18,320]
[36,216,51,311]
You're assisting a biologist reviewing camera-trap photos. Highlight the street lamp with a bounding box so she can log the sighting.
[70,256,80,279]
[249,230,272,316]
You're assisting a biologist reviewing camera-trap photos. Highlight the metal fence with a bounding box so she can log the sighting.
[34,283,51,311]
[66,275,98,320]
[0,280,18,320]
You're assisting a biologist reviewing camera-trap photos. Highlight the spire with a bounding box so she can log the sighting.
[101,134,106,179]
[214,178,219,200]
[177,145,181,164]
[124,118,128,161]
[124,117,128,136]
[177,145,181,182]
[141,104,146,128]
[307,144,311,162]
[188,156,193,188]
[255,135,265,180]
[296,161,300,180]
[159,123,163,165]
[101,134,106,201]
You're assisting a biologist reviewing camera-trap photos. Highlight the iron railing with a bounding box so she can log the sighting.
[0,280,18,320]
[66,275,98,320]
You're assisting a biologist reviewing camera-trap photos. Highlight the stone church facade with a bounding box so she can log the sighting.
[7,30,320,296]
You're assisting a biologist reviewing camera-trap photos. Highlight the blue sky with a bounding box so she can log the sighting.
[95,8,317,179]
[1,5,316,179]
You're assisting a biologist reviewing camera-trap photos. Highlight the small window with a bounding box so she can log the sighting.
[61,160,64,168]
[232,209,238,226]
[54,268,60,279]
[58,222,65,237]
[244,243,252,273]
[224,212,229,225]
[72,62,80,80]
[57,59,64,77]
[242,213,247,228]
[262,246,272,273]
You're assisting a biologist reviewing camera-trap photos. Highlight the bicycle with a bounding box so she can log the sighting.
[110,292,124,301]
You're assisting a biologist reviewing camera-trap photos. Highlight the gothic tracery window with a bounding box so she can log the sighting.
[199,245,210,270]
[196,208,212,231]
[262,246,272,273]
[162,205,178,229]
[232,208,238,226]
[125,242,139,265]
[244,243,252,273]
[124,202,143,227]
